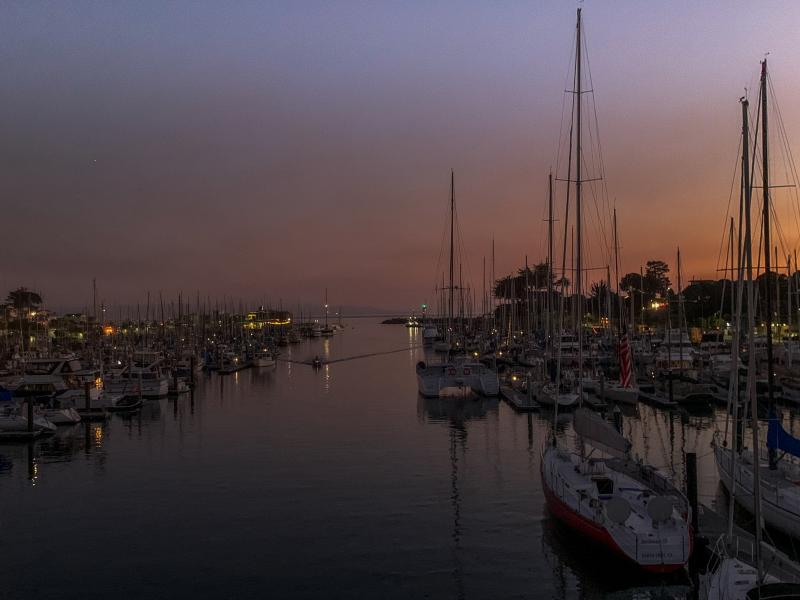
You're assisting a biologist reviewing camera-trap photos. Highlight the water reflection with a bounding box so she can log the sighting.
[418,395,499,425]
[5,320,800,599]
[417,395,491,600]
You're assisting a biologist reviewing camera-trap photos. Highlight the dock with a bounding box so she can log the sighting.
[500,386,539,412]
[76,408,109,422]
[0,430,45,442]
[639,391,678,409]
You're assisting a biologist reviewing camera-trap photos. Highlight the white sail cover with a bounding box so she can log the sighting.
[573,408,632,457]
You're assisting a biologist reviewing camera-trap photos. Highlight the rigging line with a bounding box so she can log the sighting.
[585,167,613,266]
[771,203,791,257]
[552,48,578,430]
[432,183,454,298]
[769,76,800,254]
[715,133,744,272]
[553,26,579,188]
[582,28,615,250]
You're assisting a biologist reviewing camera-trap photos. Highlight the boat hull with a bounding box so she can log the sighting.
[715,444,800,539]
[540,452,690,574]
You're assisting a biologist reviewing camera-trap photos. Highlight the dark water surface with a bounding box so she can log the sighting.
[1,320,741,599]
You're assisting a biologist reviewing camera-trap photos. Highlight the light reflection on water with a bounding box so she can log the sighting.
[0,318,792,599]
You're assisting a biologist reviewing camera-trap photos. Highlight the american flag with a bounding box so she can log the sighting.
[619,328,633,388]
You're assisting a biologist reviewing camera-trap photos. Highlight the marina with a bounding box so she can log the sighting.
[5,2,800,598]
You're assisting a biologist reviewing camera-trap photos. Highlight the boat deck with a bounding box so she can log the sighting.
[698,503,800,584]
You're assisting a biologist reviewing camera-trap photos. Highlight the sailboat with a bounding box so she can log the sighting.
[321,289,335,337]
[416,171,499,398]
[540,9,691,574]
[704,62,800,600]
[714,60,800,542]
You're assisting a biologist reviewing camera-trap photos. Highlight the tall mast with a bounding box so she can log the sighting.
[761,59,777,469]
[730,217,736,331]
[482,256,486,321]
[726,102,749,542]
[742,94,764,583]
[613,208,622,330]
[525,256,531,339]
[575,7,584,391]
[547,171,554,348]
[491,237,495,333]
[789,253,793,351]
[449,170,455,343]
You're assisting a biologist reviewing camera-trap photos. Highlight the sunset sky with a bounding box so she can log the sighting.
[3,1,800,313]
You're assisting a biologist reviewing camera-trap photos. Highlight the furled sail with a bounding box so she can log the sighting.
[573,408,632,457]
[767,411,800,460]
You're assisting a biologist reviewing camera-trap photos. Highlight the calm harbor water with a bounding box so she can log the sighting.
[0,319,765,599]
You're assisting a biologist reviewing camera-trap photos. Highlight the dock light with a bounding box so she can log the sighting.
[512,375,518,382]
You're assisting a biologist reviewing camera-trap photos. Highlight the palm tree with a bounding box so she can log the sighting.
[6,287,42,313]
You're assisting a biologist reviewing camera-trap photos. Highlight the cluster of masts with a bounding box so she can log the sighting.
[417,9,800,595]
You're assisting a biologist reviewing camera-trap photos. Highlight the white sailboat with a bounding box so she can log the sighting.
[704,61,800,600]
[540,9,691,575]
[416,170,498,398]
[321,289,334,336]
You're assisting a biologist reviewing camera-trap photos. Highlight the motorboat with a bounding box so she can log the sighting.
[104,350,169,398]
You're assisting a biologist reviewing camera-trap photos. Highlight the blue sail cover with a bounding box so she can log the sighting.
[767,412,800,459]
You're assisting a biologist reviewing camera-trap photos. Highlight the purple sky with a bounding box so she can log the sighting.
[2,1,800,312]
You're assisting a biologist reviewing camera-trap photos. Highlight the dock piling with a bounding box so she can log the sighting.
[686,452,699,534]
